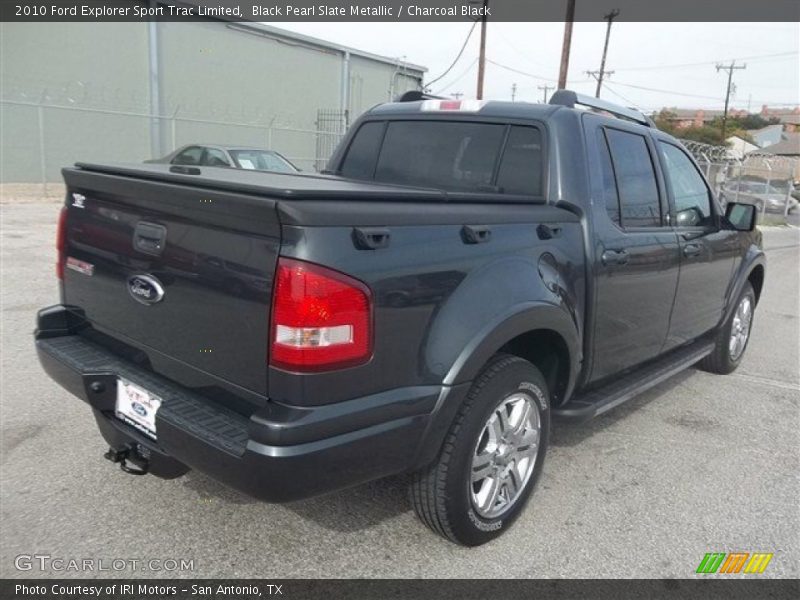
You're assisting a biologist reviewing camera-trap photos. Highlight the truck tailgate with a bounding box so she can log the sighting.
[61,166,280,397]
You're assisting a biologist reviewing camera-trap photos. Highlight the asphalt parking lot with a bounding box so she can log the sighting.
[1,201,798,579]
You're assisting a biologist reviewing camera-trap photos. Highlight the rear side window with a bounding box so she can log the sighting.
[496,127,543,195]
[340,120,544,196]
[605,129,662,227]
[340,121,385,179]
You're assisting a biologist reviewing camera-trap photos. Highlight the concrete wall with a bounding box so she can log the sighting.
[1,21,424,182]
[1,23,150,182]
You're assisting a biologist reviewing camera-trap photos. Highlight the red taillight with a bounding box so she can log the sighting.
[56,206,67,279]
[270,258,372,372]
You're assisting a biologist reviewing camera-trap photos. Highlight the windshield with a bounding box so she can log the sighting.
[229,150,296,173]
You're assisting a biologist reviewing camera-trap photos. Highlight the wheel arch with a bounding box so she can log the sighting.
[412,304,579,471]
[748,263,765,305]
[443,303,581,407]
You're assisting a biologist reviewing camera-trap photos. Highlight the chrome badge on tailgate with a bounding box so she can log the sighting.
[127,274,165,305]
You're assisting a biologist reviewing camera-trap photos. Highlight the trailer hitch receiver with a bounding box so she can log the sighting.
[103,444,150,476]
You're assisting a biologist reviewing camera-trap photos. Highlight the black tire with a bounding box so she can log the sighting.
[409,354,550,546]
[699,281,756,375]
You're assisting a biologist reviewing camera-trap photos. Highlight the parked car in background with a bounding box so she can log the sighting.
[720,180,798,213]
[146,144,299,173]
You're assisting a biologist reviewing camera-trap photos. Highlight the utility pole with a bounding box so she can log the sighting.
[511,83,517,101]
[593,8,620,98]
[450,92,464,100]
[717,61,747,140]
[558,0,576,89]
[476,0,489,99]
[538,84,554,103]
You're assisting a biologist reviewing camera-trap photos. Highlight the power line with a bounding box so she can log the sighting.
[433,58,479,95]
[425,21,478,89]
[613,50,797,72]
[485,58,559,83]
[485,57,797,109]
[607,79,797,106]
[602,83,645,111]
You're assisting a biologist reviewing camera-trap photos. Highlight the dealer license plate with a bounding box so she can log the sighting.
[115,378,162,439]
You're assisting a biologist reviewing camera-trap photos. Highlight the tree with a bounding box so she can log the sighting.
[652,109,678,135]
[728,113,781,130]
[678,125,726,146]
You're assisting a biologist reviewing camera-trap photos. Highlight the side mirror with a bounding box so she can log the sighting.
[725,202,756,232]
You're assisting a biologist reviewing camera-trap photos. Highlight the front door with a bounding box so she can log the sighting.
[656,139,738,348]
[583,115,681,383]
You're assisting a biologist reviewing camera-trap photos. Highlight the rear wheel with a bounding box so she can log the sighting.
[699,281,755,375]
[409,354,550,546]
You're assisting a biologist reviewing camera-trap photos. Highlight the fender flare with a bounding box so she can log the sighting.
[443,301,582,395]
[411,303,582,470]
[723,251,766,323]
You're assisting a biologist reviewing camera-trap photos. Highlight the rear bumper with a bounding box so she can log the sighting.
[36,305,468,502]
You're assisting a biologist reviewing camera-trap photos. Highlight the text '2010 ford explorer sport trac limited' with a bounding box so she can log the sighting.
[36,91,765,545]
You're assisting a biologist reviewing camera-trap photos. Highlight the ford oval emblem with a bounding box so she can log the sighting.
[131,401,148,417]
[127,274,165,305]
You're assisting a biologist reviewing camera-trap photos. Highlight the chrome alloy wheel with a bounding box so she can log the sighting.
[469,392,541,519]
[729,295,753,361]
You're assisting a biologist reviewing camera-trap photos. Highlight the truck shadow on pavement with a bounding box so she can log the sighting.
[180,463,412,532]
[550,368,698,447]
[178,368,700,533]
[283,474,413,532]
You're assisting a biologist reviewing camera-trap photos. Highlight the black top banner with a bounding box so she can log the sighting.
[3,0,800,22]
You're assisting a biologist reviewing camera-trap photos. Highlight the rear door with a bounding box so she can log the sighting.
[656,139,738,347]
[583,114,681,382]
[61,167,280,395]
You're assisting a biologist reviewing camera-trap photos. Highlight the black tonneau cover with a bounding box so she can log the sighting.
[71,162,548,205]
[73,162,448,201]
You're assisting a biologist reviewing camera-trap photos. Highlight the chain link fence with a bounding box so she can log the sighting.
[681,139,799,222]
[0,98,348,200]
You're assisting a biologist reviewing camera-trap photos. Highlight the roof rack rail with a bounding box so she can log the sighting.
[396,90,445,102]
[549,89,654,127]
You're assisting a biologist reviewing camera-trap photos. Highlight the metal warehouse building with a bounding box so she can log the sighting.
[0,21,426,185]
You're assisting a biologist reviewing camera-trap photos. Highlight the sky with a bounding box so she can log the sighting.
[276,22,800,113]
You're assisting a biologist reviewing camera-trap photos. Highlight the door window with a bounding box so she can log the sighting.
[658,142,713,227]
[605,129,662,228]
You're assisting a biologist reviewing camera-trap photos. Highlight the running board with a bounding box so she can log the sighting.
[553,339,715,422]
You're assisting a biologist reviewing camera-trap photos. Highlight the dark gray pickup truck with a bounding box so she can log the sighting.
[36,91,765,546]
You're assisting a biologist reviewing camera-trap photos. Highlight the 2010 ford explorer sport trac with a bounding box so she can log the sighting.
[35,91,765,546]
